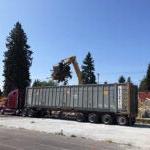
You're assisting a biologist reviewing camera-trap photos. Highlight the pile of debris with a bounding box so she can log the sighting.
[0,97,7,110]
[138,98,150,118]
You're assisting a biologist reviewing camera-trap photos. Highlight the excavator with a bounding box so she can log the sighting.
[52,56,83,84]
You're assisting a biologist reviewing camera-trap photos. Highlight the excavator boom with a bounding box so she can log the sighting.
[61,56,83,84]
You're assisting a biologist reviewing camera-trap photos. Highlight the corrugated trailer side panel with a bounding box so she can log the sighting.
[70,87,74,108]
[97,86,103,109]
[45,88,49,106]
[55,87,59,107]
[26,88,32,106]
[26,84,138,115]
[93,86,98,109]
[32,88,36,106]
[26,84,119,113]
[83,86,88,108]
[66,87,70,107]
[103,86,109,109]
[110,85,117,111]
[78,86,82,108]
[59,87,63,107]
[38,88,42,106]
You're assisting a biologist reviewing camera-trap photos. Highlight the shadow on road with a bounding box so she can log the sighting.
[133,124,150,128]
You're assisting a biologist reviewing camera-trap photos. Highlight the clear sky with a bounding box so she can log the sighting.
[0,0,150,88]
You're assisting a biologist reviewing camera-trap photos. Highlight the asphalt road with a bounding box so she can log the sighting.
[0,127,135,150]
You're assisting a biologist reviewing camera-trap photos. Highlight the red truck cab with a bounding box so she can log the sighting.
[1,89,20,115]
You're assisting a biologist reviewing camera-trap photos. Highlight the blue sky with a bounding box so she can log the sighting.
[0,0,150,88]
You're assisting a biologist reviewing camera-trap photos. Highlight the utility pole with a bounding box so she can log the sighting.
[97,73,100,84]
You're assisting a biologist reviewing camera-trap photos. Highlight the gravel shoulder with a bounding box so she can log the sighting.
[0,116,149,149]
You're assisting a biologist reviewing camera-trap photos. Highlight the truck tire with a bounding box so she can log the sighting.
[117,116,128,126]
[28,109,34,117]
[88,113,98,123]
[102,114,113,125]
[21,110,27,117]
[76,113,86,122]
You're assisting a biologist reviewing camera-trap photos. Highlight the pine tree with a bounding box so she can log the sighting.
[0,89,3,97]
[32,79,41,87]
[3,22,33,98]
[139,64,150,91]
[81,52,96,84]
[146,64,150,91]
[127,76,132,83]
[32,79,57,87]
[118,76,126,83]
[139,77,147,91]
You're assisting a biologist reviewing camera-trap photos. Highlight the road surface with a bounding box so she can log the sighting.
[0,127,134,150]
[0,116,149,149]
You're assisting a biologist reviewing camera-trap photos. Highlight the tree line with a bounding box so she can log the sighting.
[117,64,150,92]
[1,22,150,98]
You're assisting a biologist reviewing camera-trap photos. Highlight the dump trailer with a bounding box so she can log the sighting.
[23,83,138,126]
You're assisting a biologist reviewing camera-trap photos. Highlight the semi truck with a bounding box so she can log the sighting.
[1,83,138,126]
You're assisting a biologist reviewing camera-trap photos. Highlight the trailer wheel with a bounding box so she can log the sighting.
[76,113,86,122]
[102,114,113,125]
[117,116,128,126]
[88,113,98,123]
[21,110,27,117]
[28,109,34,117]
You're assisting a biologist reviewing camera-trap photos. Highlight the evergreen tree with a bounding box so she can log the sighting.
[139,64,150,91]
[127,76,132,83]
[0,89,3,97]
[3,22,33,97]
[118,76,126,83]
[32,79,57,87]
[32,79,42,87]
[139,77,147,91]
[81,52,96,84]
[145,64,150,91]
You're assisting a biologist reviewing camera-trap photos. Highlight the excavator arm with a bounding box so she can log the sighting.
[53,56,83,84]
[62,56,82,84]
[61,56,83,84]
